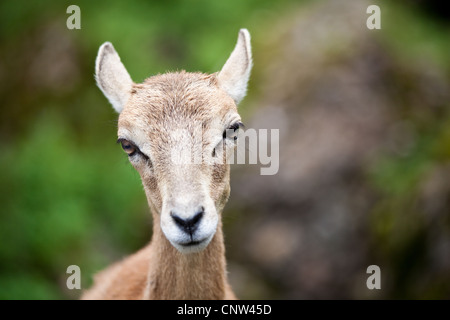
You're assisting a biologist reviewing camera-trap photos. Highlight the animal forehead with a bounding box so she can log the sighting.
[122,71,237,125]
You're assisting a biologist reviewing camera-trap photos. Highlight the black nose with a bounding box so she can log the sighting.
[171,207,204,235]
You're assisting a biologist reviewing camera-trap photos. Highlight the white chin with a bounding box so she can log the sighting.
[169,233,215,254]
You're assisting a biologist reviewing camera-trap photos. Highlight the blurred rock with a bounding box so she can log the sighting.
[226,0,450,299]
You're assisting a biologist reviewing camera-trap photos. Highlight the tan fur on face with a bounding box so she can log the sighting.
[83,29,252,300]
[119,71,238,212]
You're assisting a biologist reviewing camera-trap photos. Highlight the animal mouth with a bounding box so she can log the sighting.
[169,233,216,253]
[180,239,206,247]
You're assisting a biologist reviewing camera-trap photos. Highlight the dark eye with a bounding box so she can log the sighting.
[119,139,137,156]
[212,122,243,158]
[223,122,243,141]
[117,138,151,163]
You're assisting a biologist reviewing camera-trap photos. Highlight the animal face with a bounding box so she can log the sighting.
[95,29,252,253]
[117,72,241,252]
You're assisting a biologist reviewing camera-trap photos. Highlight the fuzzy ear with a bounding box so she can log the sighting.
[95,42,133,113]
[217,29,252,105]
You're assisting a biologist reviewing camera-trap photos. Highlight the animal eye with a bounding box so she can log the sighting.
[118,139,152,164]
[223,122,243,141]
[120,139,137,156]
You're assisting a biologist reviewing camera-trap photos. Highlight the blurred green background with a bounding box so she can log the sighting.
[0,0,449,299]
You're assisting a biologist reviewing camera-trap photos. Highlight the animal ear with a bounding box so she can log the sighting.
[95,42,133,113]
[217,29,253,105]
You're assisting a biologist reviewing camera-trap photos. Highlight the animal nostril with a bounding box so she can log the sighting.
[170,208,204,235]
[171,213,187,229]
[190,210,204,227]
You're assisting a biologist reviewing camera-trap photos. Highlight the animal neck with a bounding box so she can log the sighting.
[145,214,227,300]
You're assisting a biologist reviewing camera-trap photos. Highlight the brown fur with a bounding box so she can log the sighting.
[82,223,235,300]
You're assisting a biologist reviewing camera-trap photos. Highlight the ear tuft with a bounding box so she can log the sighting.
[95,42,133,113]
[217,29,253,105]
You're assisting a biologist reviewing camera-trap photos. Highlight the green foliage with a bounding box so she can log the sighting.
[366,1,450,295]
[0,111,148,298]
[380,0,450,72]
[367,112,450,298]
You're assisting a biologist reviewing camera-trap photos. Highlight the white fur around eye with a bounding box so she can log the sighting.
[224,128,239,141]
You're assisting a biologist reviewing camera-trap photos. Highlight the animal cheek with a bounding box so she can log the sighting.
[142,175,163,210]
[218,185,230,209]
[212,164,227,185]
[144,175,158,191]
[210,165,230,207]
